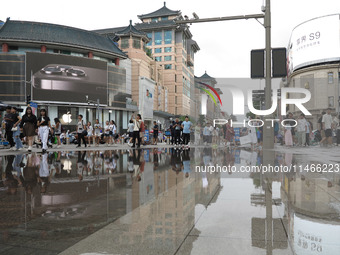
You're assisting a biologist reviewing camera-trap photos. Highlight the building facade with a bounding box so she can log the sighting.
[95,2,200,119]
[0,19,133,132]
[284,14,340,127]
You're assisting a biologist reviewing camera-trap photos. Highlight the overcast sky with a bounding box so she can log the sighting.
[2,0,340,114]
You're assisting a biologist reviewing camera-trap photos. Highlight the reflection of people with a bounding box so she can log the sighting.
[77,151,86,181]
[38,153,50,193]
[20,106,37,152]
[22,153,39,194]
[4,155,19,195]
[37,109,51,153]
[182,149,191,178]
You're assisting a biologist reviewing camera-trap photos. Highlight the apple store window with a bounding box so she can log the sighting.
[58,106,79,129]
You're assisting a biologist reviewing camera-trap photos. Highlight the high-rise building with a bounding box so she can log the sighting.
[95,2,200,119]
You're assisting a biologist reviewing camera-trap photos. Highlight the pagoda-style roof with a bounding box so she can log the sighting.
[138,2,181,20]
[0,19,127,59]
[116,20,150,42]
[200,71,214,79]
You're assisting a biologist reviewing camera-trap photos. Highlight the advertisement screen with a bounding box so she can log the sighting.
[26,52,108,104]
[287,14,340,75]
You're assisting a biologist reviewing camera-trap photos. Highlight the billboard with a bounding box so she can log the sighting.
[139,77,154,120]
[26,52,107,104]
[287,14,340,75]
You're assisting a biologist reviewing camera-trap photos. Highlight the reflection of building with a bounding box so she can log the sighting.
[95,2,200,118]
[0,19,132,132]
[284,14,340,126]
[281,169,340,255]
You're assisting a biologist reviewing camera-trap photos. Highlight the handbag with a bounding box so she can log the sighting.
[11,126,18,132]
[82,130,88,136]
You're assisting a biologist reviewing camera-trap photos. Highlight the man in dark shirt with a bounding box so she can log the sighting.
[173,118,182,147]
[152,121,159,145]
[4,106,15,148]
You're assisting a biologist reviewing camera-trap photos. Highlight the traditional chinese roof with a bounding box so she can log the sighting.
[0,19,127,58]
[116,20,150,42]
[137,2,181,20]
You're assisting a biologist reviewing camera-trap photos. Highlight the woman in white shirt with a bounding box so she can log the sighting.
[87,122,93,147]
[109,120,117,145]
[104,121,110,145]
[93,119,101,146]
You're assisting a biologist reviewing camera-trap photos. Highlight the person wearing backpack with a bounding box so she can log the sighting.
[76,115,87,148]
[131,114,142,148]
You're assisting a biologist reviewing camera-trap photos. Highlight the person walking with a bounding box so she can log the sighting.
[131,114,142,148]
[320,108,333,147]
[104,120,110,145]
[152,121,159,145]
[11,107,23,151]
[181,116,192,149]
[296,113,307,146]
[20,106,37,152]
[109,120,117,145]
[127,120,134,146]
[4,106,15,149]
[37,109,51,153]
[53,118,62,148]
[194,123,201,145]
[87,121,93,147]
[284,122,293,147]
[93,119,101,146]
[173,118,182,148]
[76,115,87,148]
[305,119,312,146]
[333,114,340,146]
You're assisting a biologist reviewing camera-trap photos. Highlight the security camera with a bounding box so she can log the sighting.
[261,5,266,12]
[193,12,199,19]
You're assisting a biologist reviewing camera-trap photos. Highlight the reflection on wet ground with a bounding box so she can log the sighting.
[0,148,339,254]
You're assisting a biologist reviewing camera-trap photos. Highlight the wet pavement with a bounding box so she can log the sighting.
[0,146,339,254]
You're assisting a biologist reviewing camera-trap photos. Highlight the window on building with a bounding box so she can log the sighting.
[164,56,172,61]
[175,85,177,93]
[164,47,172,53]
[154,48,162,53]
[155,56,162,62]
[162,16,168,20]
[133,39,141,49]
[152,18,158,22]
[164,30,172,44]
[146,33,152,46]
[154,31,162,45]
[121,39,129,48]
[328,96,334,107]
[175,96,177,104]
[164,64,172,69]
[328,72,334,84]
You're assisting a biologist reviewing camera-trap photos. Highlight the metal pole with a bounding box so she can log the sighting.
[263,0,274,149]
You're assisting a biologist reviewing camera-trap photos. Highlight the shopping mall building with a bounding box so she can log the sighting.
[285,14,340,126]
[0,18,136,132]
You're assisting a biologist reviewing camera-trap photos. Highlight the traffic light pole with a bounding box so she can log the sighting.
[263,0,274,149]
[175,0,274,149]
